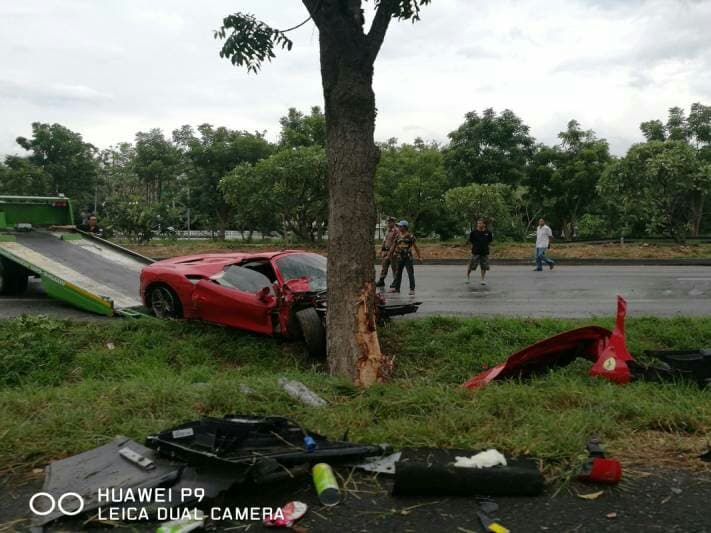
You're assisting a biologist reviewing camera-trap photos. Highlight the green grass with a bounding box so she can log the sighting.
[1,315,710,478]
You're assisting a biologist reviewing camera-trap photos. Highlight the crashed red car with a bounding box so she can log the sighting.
[140,250,419,356]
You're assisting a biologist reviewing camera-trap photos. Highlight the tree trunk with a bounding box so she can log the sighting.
[319,32,384,386]
[691,193,705,238]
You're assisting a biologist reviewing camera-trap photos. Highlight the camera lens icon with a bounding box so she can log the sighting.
[29,492,85,517]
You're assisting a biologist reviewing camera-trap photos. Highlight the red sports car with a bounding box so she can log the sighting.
[140,250,419,356]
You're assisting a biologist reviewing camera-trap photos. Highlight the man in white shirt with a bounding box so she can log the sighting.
[534,218,555,271]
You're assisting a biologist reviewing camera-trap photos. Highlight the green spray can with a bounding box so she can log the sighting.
[312,463,340,506]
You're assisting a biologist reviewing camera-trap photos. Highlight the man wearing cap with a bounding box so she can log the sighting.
[376,216,400,288]
[388,220,422,295]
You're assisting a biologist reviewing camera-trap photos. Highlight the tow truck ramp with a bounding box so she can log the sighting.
[0,196,151,316]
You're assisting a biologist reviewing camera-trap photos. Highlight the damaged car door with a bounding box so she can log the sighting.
[192,265,276,335]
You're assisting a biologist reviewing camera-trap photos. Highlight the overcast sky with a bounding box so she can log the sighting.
[1,0,709,157]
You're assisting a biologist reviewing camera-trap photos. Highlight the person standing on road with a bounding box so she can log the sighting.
[388,220,422,295]
[533,218,555,271]
[376,216,400,288]
[467,218,493,285]
[78,214,103,236]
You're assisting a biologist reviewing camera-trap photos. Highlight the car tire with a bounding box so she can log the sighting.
[148,284,182,319]
[296,307,326,358]
[0,257,29,296]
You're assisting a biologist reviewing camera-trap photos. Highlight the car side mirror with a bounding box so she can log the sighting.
[257,286,272,303]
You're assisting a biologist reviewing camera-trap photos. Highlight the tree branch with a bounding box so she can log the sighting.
[367,0,398,57]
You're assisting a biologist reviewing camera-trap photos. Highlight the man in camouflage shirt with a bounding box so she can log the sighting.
[376,216,399,288]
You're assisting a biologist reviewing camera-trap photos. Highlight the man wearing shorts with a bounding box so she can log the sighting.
[467,218,493,285]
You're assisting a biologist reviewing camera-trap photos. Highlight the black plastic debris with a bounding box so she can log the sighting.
[145,415,389,483]
[638,349,711,386]
[31,436,182,529]
[391,448,544,497]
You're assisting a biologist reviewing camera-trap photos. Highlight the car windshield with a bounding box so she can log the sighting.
[275,254,327,291]
[215,265,273,293]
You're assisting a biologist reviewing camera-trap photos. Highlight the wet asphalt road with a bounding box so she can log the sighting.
[385,264,711,318]
[1,265,710,320]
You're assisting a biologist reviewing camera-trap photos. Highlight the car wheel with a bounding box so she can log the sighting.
[296,307,326,358]
[148,284,182,319]
[0,257,29,296]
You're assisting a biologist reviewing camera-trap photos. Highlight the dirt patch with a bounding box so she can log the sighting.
[613,431,711,473]
[124,240,711,261]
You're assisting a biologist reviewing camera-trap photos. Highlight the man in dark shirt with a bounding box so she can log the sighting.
[77,214,103,237]
[467,218,493,285]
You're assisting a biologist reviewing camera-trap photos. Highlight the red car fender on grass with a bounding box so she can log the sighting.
[463,296,633,389]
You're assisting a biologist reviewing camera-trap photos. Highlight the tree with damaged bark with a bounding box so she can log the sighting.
[215,1,432,386]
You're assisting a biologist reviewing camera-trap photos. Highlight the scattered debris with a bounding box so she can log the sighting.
[454,449,507,469]
[145,416,387,480]
[476,497,499,515]
[313,463,341,506]
[263,501,308,528]
[577,437,621,485]
[106,342,115,350]
[239,384,255,395]
[156,510,205,533]
[392,448,544,497]
[642,349,711,387]
[118,446,155,471]
[671,487,682,495]
[700,448,711,462]
[31,437,182,529]
[347,452,402,474]
[478,511,510,533]
[34,416,389,529]
[278,377,328,407]
[577,491,604,500]
[606,512,618,519]
[463,296,633,389]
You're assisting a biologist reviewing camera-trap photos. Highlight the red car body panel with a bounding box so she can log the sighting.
[463,296,633,388]
[140,250,316,334]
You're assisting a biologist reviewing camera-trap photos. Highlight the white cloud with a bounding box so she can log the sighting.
[0,0,709,157]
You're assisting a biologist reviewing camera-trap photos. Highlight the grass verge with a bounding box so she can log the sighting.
[1,314,710,479]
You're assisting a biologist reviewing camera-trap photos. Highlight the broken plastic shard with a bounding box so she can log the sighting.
[347,452,402,474]
[264,501,308,528]
[577,491,604,500]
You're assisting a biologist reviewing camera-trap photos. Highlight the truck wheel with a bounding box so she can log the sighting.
[148,284,182,319]
[296,307,326,358]
[0,257,29,296]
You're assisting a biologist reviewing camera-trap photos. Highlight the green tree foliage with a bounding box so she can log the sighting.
[444,183,512,236]
[0,156,50,195]
[599,141,710,242]
[98,143,142,200]
[134,129,182,203]
[221,145,327,242]
[526,120,611,239]
[444,108,535,187]
[635,103,711,235]
[640,120,666,142]
[15,122,99,212]
[376,138,453,237]
[103,195,183,242]
[279,106,326,149]
[173,124,273,237]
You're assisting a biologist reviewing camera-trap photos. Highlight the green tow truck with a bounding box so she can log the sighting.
[0,195,152,316]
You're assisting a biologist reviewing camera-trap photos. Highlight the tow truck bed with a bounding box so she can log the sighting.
[1,230,147,311]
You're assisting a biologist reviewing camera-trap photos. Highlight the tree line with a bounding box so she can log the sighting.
[1,103,709,243]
